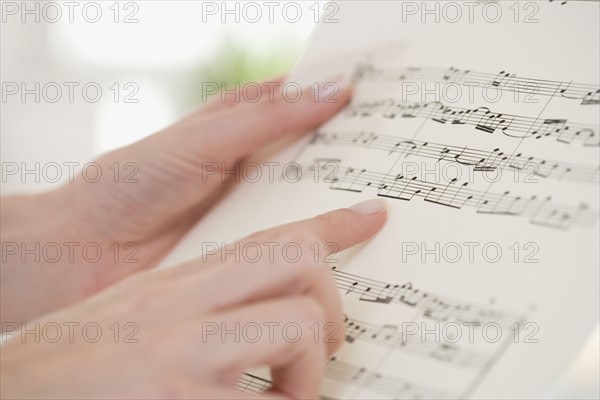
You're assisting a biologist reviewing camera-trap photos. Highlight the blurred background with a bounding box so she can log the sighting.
[2,1,317,194]
[1,1,598,398]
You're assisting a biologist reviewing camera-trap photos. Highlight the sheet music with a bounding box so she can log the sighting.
[159,1,599,398]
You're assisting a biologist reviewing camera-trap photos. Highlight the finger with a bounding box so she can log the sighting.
[200,241,344,356]
[190,296,329,399]
[75,77,352,240]
[147,235,344,356]
[192,197,388,272]
[199,76,286,114]
[163,199,387,351]
[243,198,388,253]
[165,76,352,162]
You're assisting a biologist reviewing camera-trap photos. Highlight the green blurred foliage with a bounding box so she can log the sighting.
[188,34,305,106]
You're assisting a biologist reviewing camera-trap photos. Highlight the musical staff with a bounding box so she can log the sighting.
[343,316,491,370]
[236,374,336,400]
[548,0,600,6]
[313,164,598,230]
[310,130,600,185]
[233,267,521,396]
[331,267,520,325]
[235,360,451,399]
[344,100,599,146]
[236,373,271,394]
[353,64,600,106]
[326,357,450,399]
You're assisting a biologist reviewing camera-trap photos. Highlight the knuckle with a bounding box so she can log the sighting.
[314,211,337,229]
[312,212,342,243]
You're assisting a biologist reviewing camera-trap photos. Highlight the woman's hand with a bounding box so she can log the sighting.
[1,200,387,399]
[1,77,351,323]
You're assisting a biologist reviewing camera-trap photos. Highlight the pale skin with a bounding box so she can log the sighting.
[0,77,388,399]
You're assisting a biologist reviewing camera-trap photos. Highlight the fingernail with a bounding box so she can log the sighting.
[349,199,387,215]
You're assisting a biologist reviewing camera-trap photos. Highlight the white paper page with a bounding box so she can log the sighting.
[159,1,599,398]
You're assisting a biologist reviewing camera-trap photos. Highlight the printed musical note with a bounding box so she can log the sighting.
[353,64,600,106]
[344,100,599,146]
[227,5,600,398]
[310,130,599,184]
[343,316,492,370]
[331,267,520,325]
[326,357,450,399]
[317,164,599,230]
[235,359,451,398]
